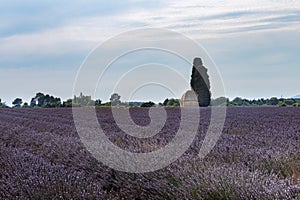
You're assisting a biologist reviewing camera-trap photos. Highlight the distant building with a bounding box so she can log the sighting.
[180,90,198,107]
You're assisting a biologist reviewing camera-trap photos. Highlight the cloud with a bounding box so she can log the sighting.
[2,1,300,39]
[0,0,165,37]
[117,0,300,38]
[1,0,299,62]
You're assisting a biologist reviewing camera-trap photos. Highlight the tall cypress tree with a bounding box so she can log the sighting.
[190,58,211,107]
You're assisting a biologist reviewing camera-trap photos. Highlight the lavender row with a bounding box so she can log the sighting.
[0,107,299,199]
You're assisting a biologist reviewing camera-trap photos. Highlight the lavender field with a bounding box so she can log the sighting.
[0,107,300,199]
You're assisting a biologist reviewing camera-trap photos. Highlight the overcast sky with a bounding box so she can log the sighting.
[0,0,300,104]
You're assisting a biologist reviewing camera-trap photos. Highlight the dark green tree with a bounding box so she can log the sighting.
[269,97,279,105]
[12,98,23,107]
[62,99,73,107]
[161,98,180,107]
[0,99,8,108]
[230,97,250,106]
[190,58,211,107]
[110,93,121,106]
[163,98,169,106]
[140,101,155,107]
[166,98,180,107]
[95,99,102,106]
[31,92,61,107]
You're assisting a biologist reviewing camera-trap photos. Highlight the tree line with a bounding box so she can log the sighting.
[211,97,300,107]
[0,92,299,108]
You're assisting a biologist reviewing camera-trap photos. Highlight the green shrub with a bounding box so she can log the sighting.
[278,102,287,107]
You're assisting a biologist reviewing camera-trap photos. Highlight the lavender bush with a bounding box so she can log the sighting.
[0,107,300,199]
